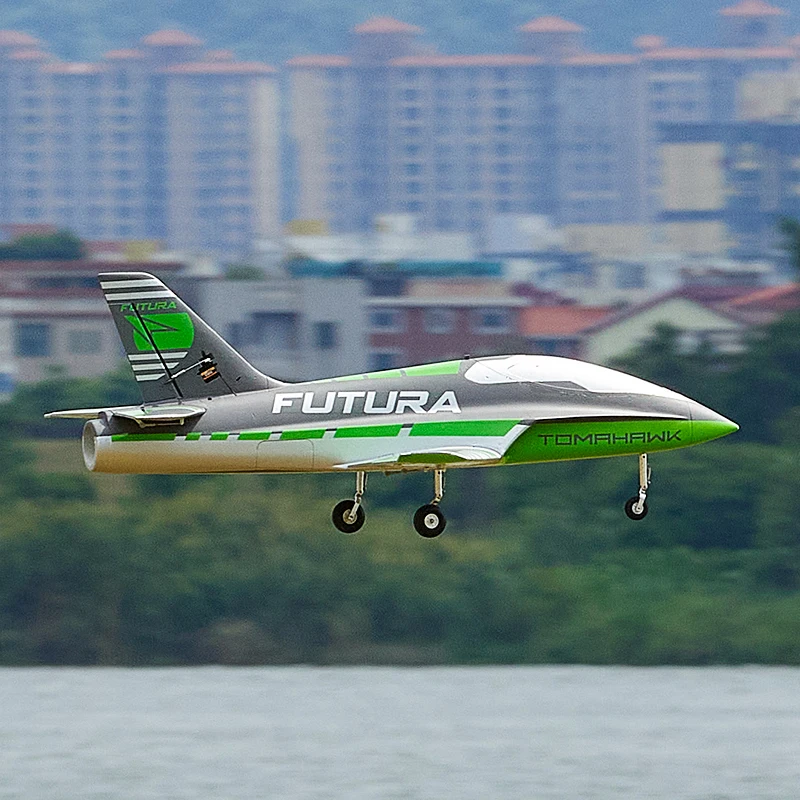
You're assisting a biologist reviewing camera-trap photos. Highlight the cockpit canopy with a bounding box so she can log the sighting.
[464,356,683,400]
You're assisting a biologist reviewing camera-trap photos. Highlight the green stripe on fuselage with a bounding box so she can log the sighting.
[402,361,461,377]
[280,429,325,441]
[504,418,690,464]
[410,420,519,437]
[334,424,403,438]
[111,433,177,442]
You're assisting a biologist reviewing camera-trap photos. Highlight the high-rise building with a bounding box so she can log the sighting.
[0,29,279,257]
[288,1,799,244]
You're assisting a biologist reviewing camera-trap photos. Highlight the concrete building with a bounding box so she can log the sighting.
[0,258,185,385]
[288,1,800,250]
[195,277,369,382]
[365,279,530,368]
[0,29,279,258]
[660,120,800,258]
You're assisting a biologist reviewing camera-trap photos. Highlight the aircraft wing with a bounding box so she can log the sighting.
[45,404,205,427]
[334,445,504,470]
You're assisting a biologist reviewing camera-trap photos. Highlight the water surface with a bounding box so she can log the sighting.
[1,667,798,799]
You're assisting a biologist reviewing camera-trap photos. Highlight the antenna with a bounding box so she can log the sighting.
[130,305,183,400]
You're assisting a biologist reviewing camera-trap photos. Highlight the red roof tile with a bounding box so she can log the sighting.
[286,55,352,68]
[518,16,585,34]
[727,282,800,309]
[104,48,146,60]
[586,288,755,333]
[391,54,544,67]
[353,17,423,35]
[142,29,204,47]
[521,306,614,337]
[163,61,276,74]
[0,30,39,47]
[720,0,785,16]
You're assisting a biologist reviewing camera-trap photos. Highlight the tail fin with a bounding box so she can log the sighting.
[99,272,273,403]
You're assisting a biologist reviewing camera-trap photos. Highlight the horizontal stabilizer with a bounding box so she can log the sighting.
[44,408,107,420]
[45,405,205,427]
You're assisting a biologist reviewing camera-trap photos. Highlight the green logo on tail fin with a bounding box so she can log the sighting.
[125,313,195,352]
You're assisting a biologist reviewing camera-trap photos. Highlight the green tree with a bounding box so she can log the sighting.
[0,230,84,260]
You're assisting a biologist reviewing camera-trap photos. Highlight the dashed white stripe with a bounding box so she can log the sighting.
[104,291,175,302]
[100,279,162,290]
[128,352,188,361]
[131,363,180,372]
[268,431,282,441]
[135,373,167,382]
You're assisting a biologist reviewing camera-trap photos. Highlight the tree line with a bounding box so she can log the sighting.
[2,297,800,665]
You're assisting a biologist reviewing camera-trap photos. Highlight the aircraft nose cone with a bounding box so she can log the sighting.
[690,403,739,444]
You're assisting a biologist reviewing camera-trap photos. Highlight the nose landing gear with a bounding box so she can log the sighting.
[413,469,447,538]
[624,453,650,520]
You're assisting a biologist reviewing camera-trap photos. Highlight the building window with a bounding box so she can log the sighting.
[472,308,510,334]
[314,321,338,350]
[369,309,404,332]
[424,309,456,334]
[68,329,102,354]
[369,350,403,371]
[15,322,51,357]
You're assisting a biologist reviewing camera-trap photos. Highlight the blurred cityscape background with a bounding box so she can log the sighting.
[0,0,800,671]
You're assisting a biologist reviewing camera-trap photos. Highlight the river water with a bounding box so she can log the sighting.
[1,666,798,799]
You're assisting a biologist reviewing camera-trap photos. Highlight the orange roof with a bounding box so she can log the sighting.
[142,29,204,47]
[521,306,613,337]
[104,48,146,60]
[391,54,544,67]
[287,55,352,68]
[353,17,423,35]
[644,46,795,60]
[42,63,100,74]
[727,282,800,309]
[720,0,785,16]
[9,48,49,61]
[0,30,39,47]
[163,61,276,74]
[563,54,638,66]
[518,16,585,34]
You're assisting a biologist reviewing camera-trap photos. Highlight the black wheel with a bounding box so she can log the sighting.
[624,497,648,521]
[413,504,447,538]
[332,500,365,534]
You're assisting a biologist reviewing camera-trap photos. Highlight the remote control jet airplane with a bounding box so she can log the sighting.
[47,273,738,537]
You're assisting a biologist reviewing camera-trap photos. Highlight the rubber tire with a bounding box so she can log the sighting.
[332,500,365,534]
[413,504,447,538]
[624,497,649,521]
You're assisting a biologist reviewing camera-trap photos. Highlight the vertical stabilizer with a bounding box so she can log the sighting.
[100,272,273,403]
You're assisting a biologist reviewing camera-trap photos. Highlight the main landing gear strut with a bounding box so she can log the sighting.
[624,453,650,521]
[332,468,448,537]
[413,469,447,538]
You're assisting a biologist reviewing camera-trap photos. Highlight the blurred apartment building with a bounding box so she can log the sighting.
[0,30,279,257]
[288,1,799,255]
